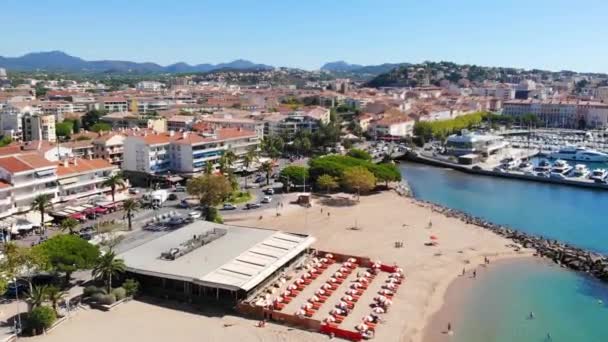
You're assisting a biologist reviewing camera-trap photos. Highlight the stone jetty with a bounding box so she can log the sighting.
[419,199,608,282]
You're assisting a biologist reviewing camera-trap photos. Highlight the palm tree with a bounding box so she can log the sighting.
[222,151,237,173]
[27,285,48,311]
[44,286,65,314]
[241,148,258,189]
[60,218,79,234]
[204,162,214,175]
[92,251,126,293]
[31,194,52,233]
[260,161,274,186]
[102,173,126,203]
[122,199,139,231]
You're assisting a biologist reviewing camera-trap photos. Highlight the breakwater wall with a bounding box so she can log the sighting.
[417,199,608,282]
[404,152,608,191]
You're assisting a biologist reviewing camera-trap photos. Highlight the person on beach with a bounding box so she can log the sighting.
[528,311,535,320]
[320,208,323,214]
[473,270,477,278]
[462,268,466,276]
[328,212,330,217]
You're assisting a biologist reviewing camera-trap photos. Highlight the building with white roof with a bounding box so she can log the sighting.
[445,130,508,156]
[119,221,315,302]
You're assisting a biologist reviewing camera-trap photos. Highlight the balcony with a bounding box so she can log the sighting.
[14,187,58,202]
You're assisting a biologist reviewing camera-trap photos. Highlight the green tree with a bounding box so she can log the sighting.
[186,174,233,209]
[82,109,106,130]
[0,136,12,147]
[90,122,112,133]
[204,162,214,175]
[44,286,65,314]
[342,166,376,200]
[372,163,402,187]
[72,119,81,134]
[35,235,100,284]
[279,166,309,191]
[242,147,258,188]
[122,199,139,231]
[259,161,274,186]
[0,243,48,294]
[347,148,372,161]
[220,150,237,173]
[55,121,73,138]
[26,285,48,310]
[27,306,56,333]
[92,251,126,293]
[60,218,79,234]
[261,135,284,158]
[31,194,52,232]
[122,278,140,297]
[102,173,126,203]
[316,174,339,194]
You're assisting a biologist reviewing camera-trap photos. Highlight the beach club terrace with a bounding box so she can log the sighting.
[118,221,315,304]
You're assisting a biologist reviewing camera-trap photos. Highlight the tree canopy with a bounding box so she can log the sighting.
[372,163,402,186]
[347,148,372,161]
[341,166,376,197]
[81,109,107,130]
[316,174,339,193]
[90,122,112,133]
[186,174,232,207]
[55,121,73,137]
[279,165,309,186]
[413,111,487,141]
[34,235,100,282]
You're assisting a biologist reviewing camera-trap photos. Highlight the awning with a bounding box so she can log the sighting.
[24,211,53,224]
[36,169,56,177]
[166,175,183,183]
[58,177,79,185]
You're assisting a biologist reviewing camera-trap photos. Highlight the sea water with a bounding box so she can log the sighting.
[451,260,608,342]
[400,163,608,341]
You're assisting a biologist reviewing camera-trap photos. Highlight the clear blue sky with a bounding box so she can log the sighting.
[2,0,608,72]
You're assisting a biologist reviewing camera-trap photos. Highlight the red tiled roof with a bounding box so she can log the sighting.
[56,158,115,177]
[0,153,56,174]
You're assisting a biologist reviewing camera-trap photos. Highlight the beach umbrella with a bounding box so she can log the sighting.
[302,273,311,279]
[302,302,313,309]
[384,299,393,306]
[363,315,374,322]
[288,284,297,290]
[356,323,369,331]
[315,289,325,295]
[295,278,304,284]
[364,271,372,277]
[329,277,337,283]
[334,271,342,278]
[325,316,336,323]
[322,283,332,290]
[430,235,438,240]
[379,289,393,295]
[325,253,334,259]
[275,297,283,303]
[396,267,404,274]
[338,301,347,308]
[346,289,358,295]
[357,277,369,283]
[296,309,306,316]
[342,295,353,301]
[312,257,320,263]
[348,257,357,263]
[373,307,385,314]
[282,290,291,297]
[310,268,317,274]
[331,308,344,315]
[351,283,361,289]
[321,257,329,263]
[339,267,349,273]
[384,283,396,290]
[374,295,387,303]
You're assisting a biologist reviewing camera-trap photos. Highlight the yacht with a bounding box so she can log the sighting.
[517,160,534,172]
[549,146,608,162]
[590,169,608,182]
[499,157,518,170]
[533,159,552,173]
[568,164,590,178]
[551,159,573,175]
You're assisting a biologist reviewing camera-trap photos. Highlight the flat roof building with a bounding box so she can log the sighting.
[119,221,315,302]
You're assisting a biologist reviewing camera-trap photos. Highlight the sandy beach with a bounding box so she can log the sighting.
[229,191,533,342]
[25,190,532,342]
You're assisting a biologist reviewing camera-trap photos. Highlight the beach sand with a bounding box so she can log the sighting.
[229,191,533,342]
[27,191,532,342]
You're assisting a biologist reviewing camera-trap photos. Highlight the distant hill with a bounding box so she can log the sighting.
[0,51,274,74]
[321,61,411,78]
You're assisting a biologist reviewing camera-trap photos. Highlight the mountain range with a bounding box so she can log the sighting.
[321,61,411,75]
[0,51,274,74]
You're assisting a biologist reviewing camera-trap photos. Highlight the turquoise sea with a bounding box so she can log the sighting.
[400,163,608,342]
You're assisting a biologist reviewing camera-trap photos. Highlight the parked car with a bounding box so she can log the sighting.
[245,203,261,210]
[173,186,186,192]
[261,196,272,204]
[188,211,202,220]
[3,280,28,297]
[222,203,237,210]
[254,176,266,183]
[167,193,178,201]
[128,188,140,195]
[264,188,275,195]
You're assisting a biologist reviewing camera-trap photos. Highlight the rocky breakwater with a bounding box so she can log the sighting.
[420,200,608,282]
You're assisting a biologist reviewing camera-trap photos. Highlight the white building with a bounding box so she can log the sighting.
[22,114,56,142]
[136,81,163,91]
[55,158,120,202]
[445,131,508,156]
[370,116,415,139]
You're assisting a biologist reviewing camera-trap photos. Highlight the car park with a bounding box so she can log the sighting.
[264,188,275,195]
[261,196,272,204]
[188,211,202,220]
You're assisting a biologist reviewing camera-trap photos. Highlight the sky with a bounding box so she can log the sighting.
[2,0,608,72]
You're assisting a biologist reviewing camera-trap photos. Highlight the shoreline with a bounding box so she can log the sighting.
[420,256,548,342]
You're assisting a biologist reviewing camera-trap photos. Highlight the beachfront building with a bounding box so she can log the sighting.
[502,99,608,129]
[445,131,509,156]
[123,128,259,176]
[118,221,315,304]
[263,107,331,139]
[55,158,120,202]
[200,116,265,138]
[369,116,415,140]
[92,133,126,166]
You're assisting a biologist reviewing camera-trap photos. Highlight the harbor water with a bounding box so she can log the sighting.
[400,162,608,341]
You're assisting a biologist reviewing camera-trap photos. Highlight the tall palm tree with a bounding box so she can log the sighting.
[223,151,237,171]
[44,286,65,314]
[241,148,258,189]
[60,218,79,234]
[102,173,126,203]
[260,161,274,186]
[122,199,139,231]
[31,194,52,233]
[204,162,214,175]
[92,251,126,293]
[27,285,48,311]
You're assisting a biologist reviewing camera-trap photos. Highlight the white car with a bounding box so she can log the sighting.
[261,196,272,204]
[188,211,202,220]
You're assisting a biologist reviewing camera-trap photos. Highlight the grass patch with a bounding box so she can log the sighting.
[226,191,254,204]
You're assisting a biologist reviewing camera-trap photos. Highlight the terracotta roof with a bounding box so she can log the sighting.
[140,134,172,145]
[0,153,55,174]
[56,158,115,177]
[0,180,11,189]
